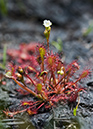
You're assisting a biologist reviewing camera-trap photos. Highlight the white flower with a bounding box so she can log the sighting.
[43,20,52,27]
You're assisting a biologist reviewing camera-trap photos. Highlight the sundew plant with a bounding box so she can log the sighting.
[4,20,90,117]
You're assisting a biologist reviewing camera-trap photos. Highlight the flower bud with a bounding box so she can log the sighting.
[44,30,49,40]
[17,66,24,74]
[15,73,23,81]
[57,67,64,75]
[5,70,12,78]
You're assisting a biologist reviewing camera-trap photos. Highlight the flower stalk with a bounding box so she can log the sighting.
[43,20,52,54]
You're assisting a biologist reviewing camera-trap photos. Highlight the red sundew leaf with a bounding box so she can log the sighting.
[3,109,27,118]
[67,87,84,103]
[37,83,42,92]
[77,88,85,92]
[16,88,30,95]
[21,101,32,106]
[27,108,37,115]
[23,63,30,68]
[27,66,37,73]
[7,43,39,69]
[25,42,39,53]
[3,110,14,118]
[19,43,27,50]
[47,56,56,67]
[17,58,23,64]
[17,56,38,68]
[80,69,90,79]
[66,60,80,73]
[74,69,91,84]
[46,53,60,70]
[25,78,32,84]
[68,92,78,103]
[20,53,29,60]
[45,105,51,109]
[29,56,38,65]
[56,60,64,71]
[19,42,39,54]
[39,47,46,60]
[72,61,80,70]
[7,49,20,58]
[51,98,59,103]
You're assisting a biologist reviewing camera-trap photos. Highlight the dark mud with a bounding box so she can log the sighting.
[0,0,93,129]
